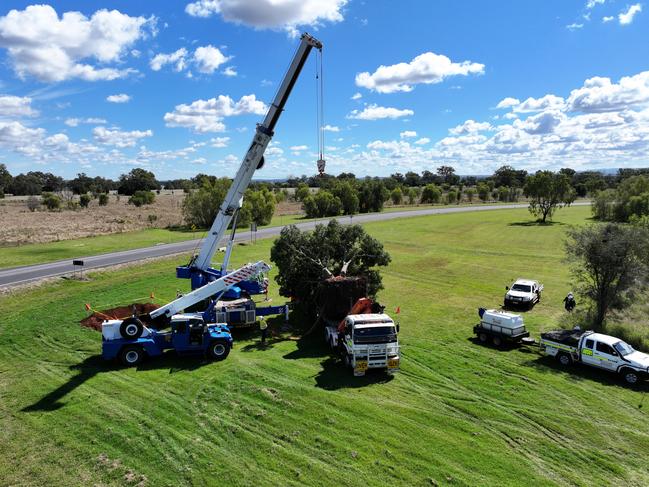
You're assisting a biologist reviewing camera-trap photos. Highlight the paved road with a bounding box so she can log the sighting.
[0,203,587,288]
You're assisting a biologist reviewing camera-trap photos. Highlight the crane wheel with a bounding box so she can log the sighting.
[120,317,144,339]
[208,340,231,361]
[119,345,144,366]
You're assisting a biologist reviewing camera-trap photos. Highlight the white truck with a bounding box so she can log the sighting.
[324,314,400,377]
[540,329,649,385]
[473,308,532,347]
[504,279,543,308]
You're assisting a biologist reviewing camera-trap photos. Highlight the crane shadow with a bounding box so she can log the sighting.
[21,352,212,412]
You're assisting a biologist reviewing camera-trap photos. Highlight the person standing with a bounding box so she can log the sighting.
[563,292,576,312]
[259,317,268,345]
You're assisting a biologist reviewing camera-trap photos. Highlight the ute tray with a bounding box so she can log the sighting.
[540,329,586,347]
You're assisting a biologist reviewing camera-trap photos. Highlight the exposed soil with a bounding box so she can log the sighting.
[80,302,159,331]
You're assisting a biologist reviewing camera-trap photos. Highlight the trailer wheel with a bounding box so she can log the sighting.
[492,335,502,347]
[621,368,640,385]
[556,352,572,366]
[120,317,144,339]
[478,332,489,343]
[208,340,230,361]
[119,345,144,366]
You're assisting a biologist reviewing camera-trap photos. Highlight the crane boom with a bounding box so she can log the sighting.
[193,33,322,271]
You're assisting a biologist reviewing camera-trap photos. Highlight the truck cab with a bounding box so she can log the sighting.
[504,279,543,308]
[326,314,400,377]
[102,313,233,366]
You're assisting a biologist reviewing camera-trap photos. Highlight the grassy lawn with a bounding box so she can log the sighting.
[2,205,647,486]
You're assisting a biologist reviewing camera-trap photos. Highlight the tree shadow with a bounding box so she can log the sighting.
[21,352,213,413]
[282,331,330,360]
[314,357,395,390]
[508,221,565,227]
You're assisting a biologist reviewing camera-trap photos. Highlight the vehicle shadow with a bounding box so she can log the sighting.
[282,331,330,360]
[314,357,395,390]
[465,336,521,352]
[21,352,213,412]
[521,354,649,392]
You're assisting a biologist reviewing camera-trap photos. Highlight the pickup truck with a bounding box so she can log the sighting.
[325,313,400,377]
[504,279,543,308]
[540,329,649,385]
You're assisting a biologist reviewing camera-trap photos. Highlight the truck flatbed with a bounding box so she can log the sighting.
[540,329,587,347]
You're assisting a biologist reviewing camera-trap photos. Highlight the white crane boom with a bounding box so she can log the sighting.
[193,33,322,271]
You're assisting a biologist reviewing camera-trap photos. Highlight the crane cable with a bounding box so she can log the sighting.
[315,48,326,175]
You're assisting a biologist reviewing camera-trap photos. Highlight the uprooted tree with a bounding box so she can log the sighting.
[270,220,391,316]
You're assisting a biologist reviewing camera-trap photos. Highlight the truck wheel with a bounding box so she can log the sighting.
[492,336,502,347]
[120,317,143,339]
[556,353,572,366]
[478,332,488,343]
[343,353,352,369]
[208,340,230,361]
[119,345,144,366]
[621,368,640,385]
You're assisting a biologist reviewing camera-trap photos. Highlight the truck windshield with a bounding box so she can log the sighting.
[511,284,531,292]
[354,326,397,344]
[613,341,635,356]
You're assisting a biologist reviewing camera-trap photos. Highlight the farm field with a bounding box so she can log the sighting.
[1,205,648,486]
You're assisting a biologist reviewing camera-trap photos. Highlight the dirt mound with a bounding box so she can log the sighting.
[80,303,159,331]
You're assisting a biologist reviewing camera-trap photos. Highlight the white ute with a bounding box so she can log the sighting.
[504,279,543,308]
[541,329,649,385]
[325,314,400,377]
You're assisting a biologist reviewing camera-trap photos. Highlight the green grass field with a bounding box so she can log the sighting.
[2,205,648,486]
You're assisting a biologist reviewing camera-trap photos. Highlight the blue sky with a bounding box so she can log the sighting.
[0,0,648,179]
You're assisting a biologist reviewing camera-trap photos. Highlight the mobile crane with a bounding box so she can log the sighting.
[175,32,324,326]
[101,33,324,364]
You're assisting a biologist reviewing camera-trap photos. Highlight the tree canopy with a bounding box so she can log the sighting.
[524,170,575,222]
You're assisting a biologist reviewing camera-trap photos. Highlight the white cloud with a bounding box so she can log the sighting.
[106,94,131,103]
[65,117,107,127]
[515,94,565,113]
[586,0,606,8]
[415,137,430,145]
[0,95,38,118]
[185,0,346,35]
[164,94,267,132]
[223,66,238,77]
[93,126,153,147]
[567,71,649,112]
[400,130,417,138]
[194,45,230,73]
[449,120,492,135]
[496,97,520,109]
[323,124,340,132]
[514,110,566,134]
[210,136,230,147]
[0,5,153,82]
[347,104,414,120]
[290,145,308,151]
[603,15,615,22]
[566,23,584,30]
[351,92,362,100]
[619,3,642,24]
[150,48,188,71]
[355,52,484,93]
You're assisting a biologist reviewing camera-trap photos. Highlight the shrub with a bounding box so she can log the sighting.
[391,187,403,205]
[182,178,230,228]
[420,184,441,204]
[41,192,61,211]
[148,214,158,225]
[26,196,39,212]
[465,187,476,202]
[128,190,155,207]
[477,183,490,202]
[79,194,91,208]
[295,183,310,202]
[302,190,342,218]
[241,188,276,226]
[98,193,109,206]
